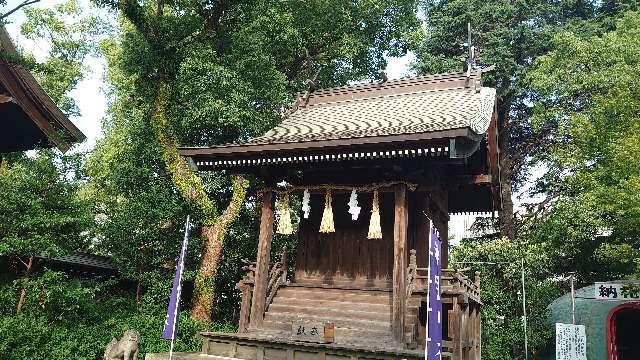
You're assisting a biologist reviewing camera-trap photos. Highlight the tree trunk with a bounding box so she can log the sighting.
[149,79,248,322]
[136,280,142,304]
[498,163,516,239]
[16,256,34,313]
[497,102,516,239]
[191,175,247,322]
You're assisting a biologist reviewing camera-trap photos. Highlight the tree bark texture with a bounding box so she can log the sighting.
[497,104,516,239]
[190,175,248,322]
[16,256,34,313]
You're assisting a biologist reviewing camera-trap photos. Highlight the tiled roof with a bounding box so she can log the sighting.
[248,72,496,145]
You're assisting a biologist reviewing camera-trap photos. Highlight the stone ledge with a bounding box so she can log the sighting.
[145,352,240,360]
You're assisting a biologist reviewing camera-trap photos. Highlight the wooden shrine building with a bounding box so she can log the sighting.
[0,25,85,153]
[175,71,501,360]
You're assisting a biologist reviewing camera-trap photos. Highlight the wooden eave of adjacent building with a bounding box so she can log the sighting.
[0,25,86,153]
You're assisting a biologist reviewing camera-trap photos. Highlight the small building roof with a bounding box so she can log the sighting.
[179,71,502,213]
[250,74,495,145]
[180,71,497,171]
[0,25,85,153]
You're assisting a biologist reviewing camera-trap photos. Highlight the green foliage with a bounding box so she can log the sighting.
[0,151,90,260]
[410,0,636,187]
[0,269,220,360]
[528,10,640,281]
[20,0,104,116]
[451,238,563,360]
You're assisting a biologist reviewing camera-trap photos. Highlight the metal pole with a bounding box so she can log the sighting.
[521,258,528,360]
[569,272,576,325]
[169,338,175,360]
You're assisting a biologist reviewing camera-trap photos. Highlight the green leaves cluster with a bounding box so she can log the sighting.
[0,151,90,260]
[451,238,562,359]
[0,269,217,360]
[528,11,640,280]
[19,0,104,116]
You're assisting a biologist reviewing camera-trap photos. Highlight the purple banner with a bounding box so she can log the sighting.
[162,216,191,340]
[426,223,443,359]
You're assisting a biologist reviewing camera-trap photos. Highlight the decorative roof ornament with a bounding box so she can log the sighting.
[377,69,388,83]
[463,22,496,91]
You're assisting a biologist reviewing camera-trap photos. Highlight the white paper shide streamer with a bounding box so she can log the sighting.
[347,189,361,220]
[302,189,311,219]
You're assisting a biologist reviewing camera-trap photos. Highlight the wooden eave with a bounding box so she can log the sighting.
[0,26,86,153]
[179,127,473,168]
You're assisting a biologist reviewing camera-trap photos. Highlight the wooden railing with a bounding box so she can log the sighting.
[236,258,256,332]
[442,268,481,304]
[265,247,289,311]
[236,247,288,332]
[404,249,482,355]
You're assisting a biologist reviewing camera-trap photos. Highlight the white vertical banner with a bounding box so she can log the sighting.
[555,323,586,360]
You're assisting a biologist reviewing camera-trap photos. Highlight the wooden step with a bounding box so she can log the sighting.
[267,304,391,322]
[271,296,391,313]
[264,312,391,332]
[276,287,391,304]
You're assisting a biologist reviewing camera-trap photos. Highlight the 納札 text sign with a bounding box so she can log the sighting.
[594,282,640,300]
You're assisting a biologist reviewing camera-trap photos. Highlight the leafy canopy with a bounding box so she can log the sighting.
[0,151,90,259]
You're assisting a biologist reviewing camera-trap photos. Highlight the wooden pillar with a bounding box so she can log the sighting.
[392,184,408,342]
[249,191,275,328]
[238,284,253,332]
[440,219,449,269]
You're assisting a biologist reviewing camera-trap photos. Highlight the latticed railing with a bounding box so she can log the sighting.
[236,247,288,332]
[442,268,481,304]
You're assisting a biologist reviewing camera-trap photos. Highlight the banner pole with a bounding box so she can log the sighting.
[424,222,433,356]
[569,272,576,325]
[521,258,528,360]
[169,338,175,360]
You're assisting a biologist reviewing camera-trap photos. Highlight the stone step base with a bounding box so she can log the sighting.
[145,352,238,360]
[199,331,424,360]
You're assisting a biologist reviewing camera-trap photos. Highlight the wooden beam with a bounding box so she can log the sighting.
[0,93,13,103]
[249,191,275,328]
[454,174,492,185]
[392,184,408,341]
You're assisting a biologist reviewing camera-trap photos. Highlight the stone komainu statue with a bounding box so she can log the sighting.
[104,330,140,360]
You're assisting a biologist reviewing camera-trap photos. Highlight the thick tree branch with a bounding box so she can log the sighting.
[0,0,40,21]
[149,80,217,223]
[191,174,248,322]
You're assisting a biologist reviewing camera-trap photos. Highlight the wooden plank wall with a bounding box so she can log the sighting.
[294,191,430,289]
[294,192,395,288]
